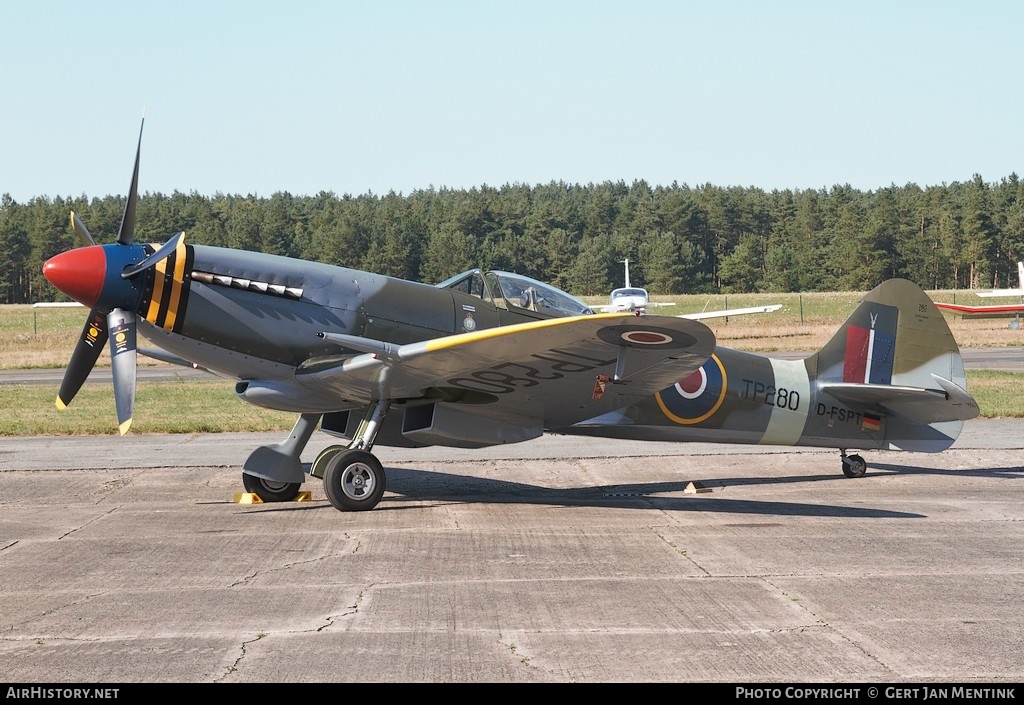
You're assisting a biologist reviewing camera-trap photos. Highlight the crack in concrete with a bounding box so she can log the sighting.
[226,532,362,590]
[762,576,899,677]
[652,526,711,576]
[227,546,358,588]
[218,631,266,683]
[3,591,110,632]
[57,507,119,541]
[214,587,369,681]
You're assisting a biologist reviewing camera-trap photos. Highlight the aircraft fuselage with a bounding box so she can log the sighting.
[119,244,545,378]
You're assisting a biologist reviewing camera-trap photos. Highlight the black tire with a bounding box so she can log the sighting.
[322,450,386,512]
[842,454,867,478]
[242,472,302,502]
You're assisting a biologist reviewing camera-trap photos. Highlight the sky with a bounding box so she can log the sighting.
[2,0,1022,202]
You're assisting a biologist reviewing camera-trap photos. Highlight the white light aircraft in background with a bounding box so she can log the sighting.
[594,259,676,313]
[595,258,781,321]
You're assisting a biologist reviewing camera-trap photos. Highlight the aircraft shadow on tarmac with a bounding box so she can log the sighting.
[259,463,940,519]
[869,462,1024,478]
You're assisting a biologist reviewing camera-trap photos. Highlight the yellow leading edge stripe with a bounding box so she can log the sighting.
[422,311,629,352]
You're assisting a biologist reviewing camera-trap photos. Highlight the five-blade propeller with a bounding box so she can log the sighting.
[49,115,182,435]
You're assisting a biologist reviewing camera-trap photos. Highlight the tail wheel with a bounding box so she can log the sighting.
[842,454,867,478]
[323,450,386,512]
[242,472,302,502]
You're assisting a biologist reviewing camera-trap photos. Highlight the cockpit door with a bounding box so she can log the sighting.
[450,290,501,333]
[443,270,501,333]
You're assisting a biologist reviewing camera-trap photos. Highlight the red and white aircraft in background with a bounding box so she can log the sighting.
[934,261,1024,319]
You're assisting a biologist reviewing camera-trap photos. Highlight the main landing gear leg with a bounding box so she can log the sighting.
[840,449,867,478]
[241,412,322,502]
[313,400,392,512]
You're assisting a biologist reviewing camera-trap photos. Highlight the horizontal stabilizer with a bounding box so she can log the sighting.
[821,374,979,424]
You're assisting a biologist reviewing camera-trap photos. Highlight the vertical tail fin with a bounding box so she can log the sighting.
[808,278,978,451]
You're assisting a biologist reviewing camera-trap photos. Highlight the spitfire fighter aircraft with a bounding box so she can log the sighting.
[42,121,980,513]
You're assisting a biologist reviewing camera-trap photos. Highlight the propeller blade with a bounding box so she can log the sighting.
[107,308,138,435]
[70,211,95,247]
[116,116,145,246]
[55,310,108,410]
[121,231,185,279]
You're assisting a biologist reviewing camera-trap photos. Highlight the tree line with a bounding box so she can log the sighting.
[2,174,1022,305]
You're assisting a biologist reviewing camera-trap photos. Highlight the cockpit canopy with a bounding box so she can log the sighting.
[437,269,594,317]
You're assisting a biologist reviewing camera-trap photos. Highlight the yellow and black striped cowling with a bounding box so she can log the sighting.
[138,239,193,334]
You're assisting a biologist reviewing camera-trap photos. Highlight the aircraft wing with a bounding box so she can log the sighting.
[678,304,782,321]
[934,302,1024,318]
[977,290,1024,298]
[978,261,1024,296]
[595,302,781,318]
[300,312,716,429]
[821,376,979,424]
[593,301,676,313]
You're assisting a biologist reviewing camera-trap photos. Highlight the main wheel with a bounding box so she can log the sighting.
[842,454,867,478]
[322,450,386,512]
[242,472,302,502]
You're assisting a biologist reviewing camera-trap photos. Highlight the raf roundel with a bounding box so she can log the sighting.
[596,324,698,349]
[655,354,728,424]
